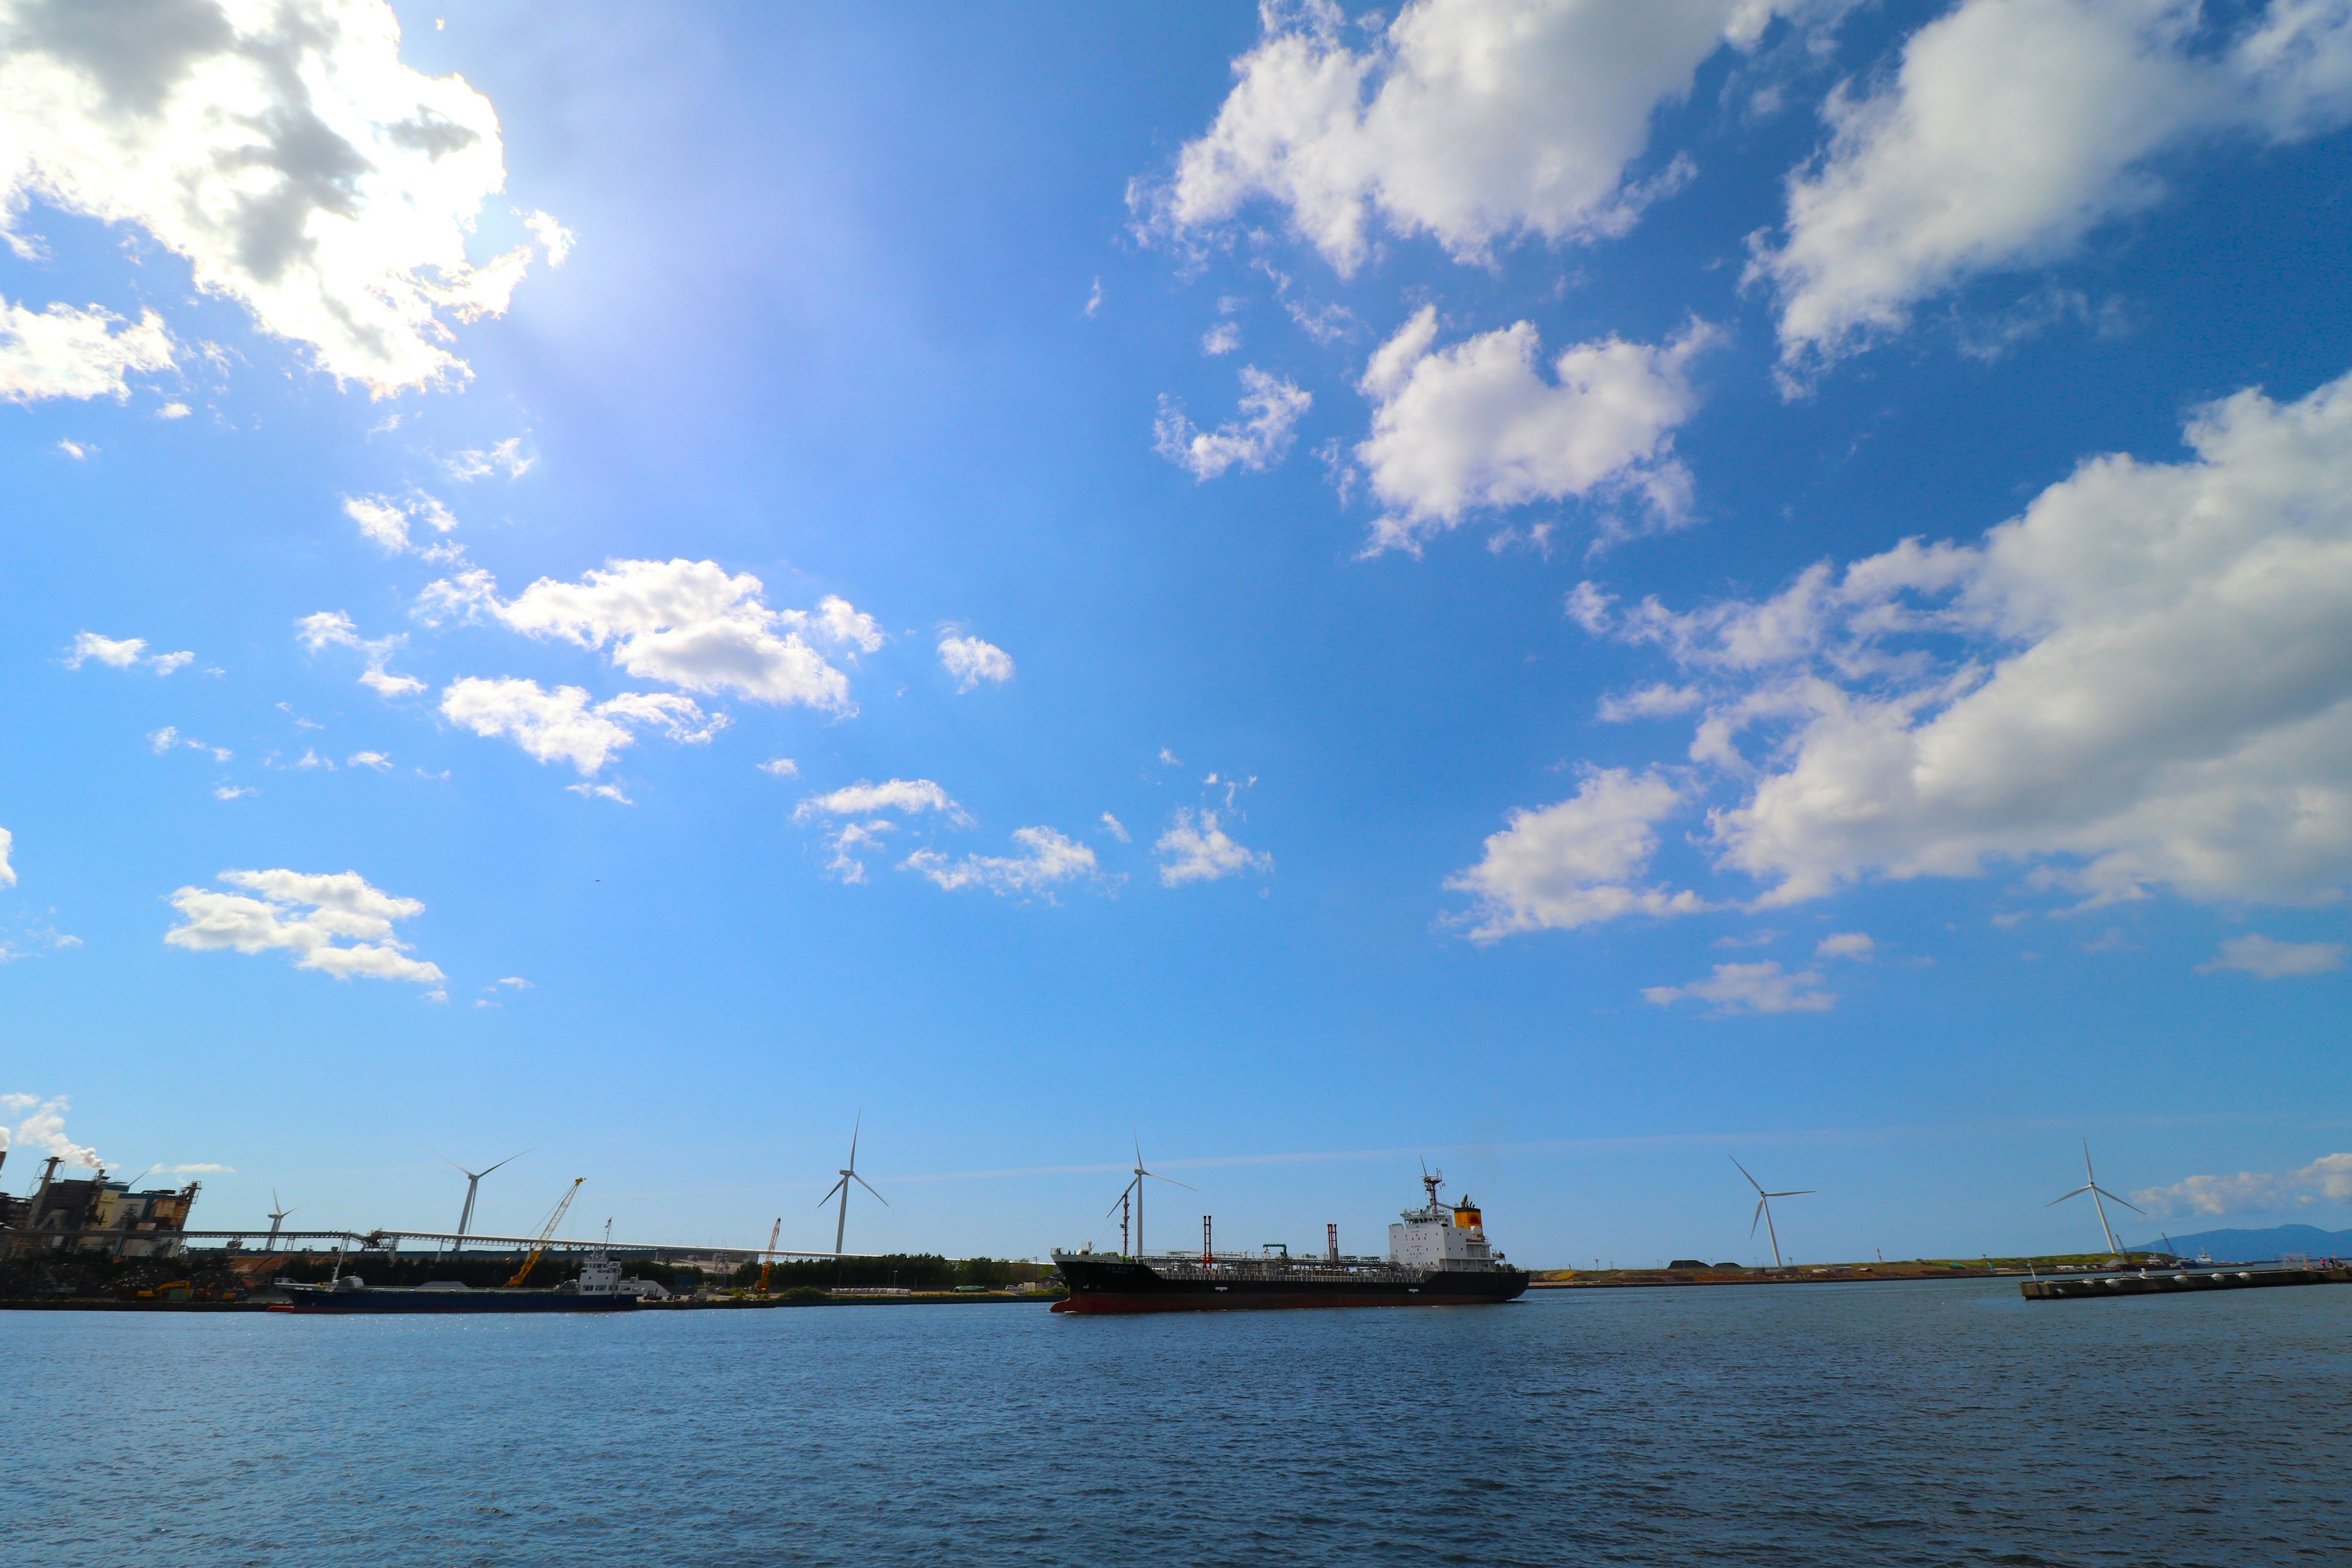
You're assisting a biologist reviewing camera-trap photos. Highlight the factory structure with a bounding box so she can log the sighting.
[0,1150,203,1259]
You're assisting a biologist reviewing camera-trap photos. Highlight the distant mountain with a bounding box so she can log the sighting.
[2128,1223,2352,1262]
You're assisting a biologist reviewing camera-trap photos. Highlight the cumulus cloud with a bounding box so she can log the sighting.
[1815,930,1874,959]
[349,750,390,770]
[1757,0,2352,373]
[1155,808,1272,886]
[297,609,426,696]
[1448,767,1706,940]
[1643,960,1834,1014]
[164,868,445,986]
[1155,365,1311,480]
[2196,934,2346,979]
[0,0,557,393]
[519,208,573,265]
[2132,1153,2352,1218]
[439,676,722,775]
[0,824,13,888]
[1517,363,2352,929]
[0,298,173,401]
[1144,0,1811,273]
[756,757,799,778]
[1355,306,1717,552]
[343,492,461,559]
[904,827,1102,896]
[4,1093,101,1169]
[793,778,969,825]
[67,630,190,673]
[420,559,868,710]
[938,633,1015,692]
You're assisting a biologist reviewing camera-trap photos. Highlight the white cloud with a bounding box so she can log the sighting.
[349,750,391,770]
[1101,811,1131,842]
[55,438,89,459]
[213,784,254,800]
[439,676,722,775]
[904,827,1102,895]
[442,435,533,481]
[297,609,426,697]
[1542,363,2352,921]
[342,492,462,559]
[1355,306,1717,554]
[1757,0,2352,373]
[1643,960,1834,1014]
[793,778,969,825]
[519,209,573,266]
[1155,808,1273,887]
[0,0,544,393]
[164,868,445,986]
[2196,934,2346,979]
[2132,1152,2352,1217]
[427,560,865,710]
[1202,321,1242,356]
[1815,930,1875,960]
[0,298,172,402]
[757,757,799,778]
[1597,682,1705,722]
[0,825,13,888]
[1155,366,1311,480]
[4,1094,100,1169]
[567,782,634,805]
[148,726,179,755]
[1447,767,1705,940]
[1144,0,1803,273]
[68,631,147,668]
[149,650,193,675]
[938,633,1015,692]
[158,401,191,418]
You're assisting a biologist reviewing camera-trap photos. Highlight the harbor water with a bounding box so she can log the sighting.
[12,1278,2345,1566]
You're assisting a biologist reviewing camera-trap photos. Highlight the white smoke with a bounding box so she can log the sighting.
[2,1093,104,1170]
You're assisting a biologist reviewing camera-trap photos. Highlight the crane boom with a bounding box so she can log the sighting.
[757,1216,783,1295]
[506,1177,584,1287]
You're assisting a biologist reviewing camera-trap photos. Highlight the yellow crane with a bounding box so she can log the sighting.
[756,1216,783,1295]
[507,1177,584,1287]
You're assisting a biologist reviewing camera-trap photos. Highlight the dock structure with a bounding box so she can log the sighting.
[2021,1261,2351,1300]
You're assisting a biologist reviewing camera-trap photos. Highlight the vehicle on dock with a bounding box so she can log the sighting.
[1050,1172,1528,1314]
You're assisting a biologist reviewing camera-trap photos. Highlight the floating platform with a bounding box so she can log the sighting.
[2021,1262,2351,1300]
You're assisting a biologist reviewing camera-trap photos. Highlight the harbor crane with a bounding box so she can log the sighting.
[757,1216,783,1295]
[507,1178,584,1287]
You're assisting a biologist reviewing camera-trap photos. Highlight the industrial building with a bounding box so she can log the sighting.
[0,1151,201,1259]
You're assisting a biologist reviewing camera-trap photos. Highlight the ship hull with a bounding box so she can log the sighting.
[269,1287,638,1314]
[1050,1256,1527,1314]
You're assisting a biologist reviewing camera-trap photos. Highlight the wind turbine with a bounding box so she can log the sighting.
[1732,1157,1813,1270]
[265,1191,298,1247]
[818,1114,886,1262]
[2047,1140,2140,1259]
[444,1150,526,1251]
[1111,1138,1192,1257]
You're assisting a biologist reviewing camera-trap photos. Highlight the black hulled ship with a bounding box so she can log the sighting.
[1050,1172,1528,1314]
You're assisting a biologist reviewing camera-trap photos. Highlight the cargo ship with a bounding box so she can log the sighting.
[1050,1172,1528,1313]
[269,1254,641,1314]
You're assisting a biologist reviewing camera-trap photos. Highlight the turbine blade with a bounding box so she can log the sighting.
[2093,1185,2143,1213]
[816,1177,848,1208]
[1767,1189,1815,1198]
[1142,1169,1195,1191]
[853,1173,888,1205]
[850,1112,861,1169]
[2047,1186,2090,1205]
[1751,1198,1766,1238]
[1730,1157,1763,1194]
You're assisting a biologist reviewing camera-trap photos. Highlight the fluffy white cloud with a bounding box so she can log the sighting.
[0,0,559,393]
[2132,1152,2352,1217]
[0,824,13,888]
[1531,363,2352,926]
[67,630,190,672]
[0,298,172,401]
[1757,0,2352,371]
[1155,366,1311,480]
[164,868,444,986]
[2197,934,2347,979]
[1155,808,1272,886]
[1644,960,1834,1014]
[1598,682,1705,722]
[1449,767,1705,939]
[756,757,799,778]
[3,1093,100,1169]
[439,676,722,775]
[904,827,1101,895]
[520,208,573,265]
[1147,0,1809,272]
[793,778,969,825]
[423,559,867,710]
[297,609,426,696]
[938,633,1015,692]
[1815,930,1874,959]
[342,492,459,558]
[443,435,533,480]
[1356,306,1717,552]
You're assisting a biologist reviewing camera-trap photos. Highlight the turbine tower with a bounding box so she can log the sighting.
[2047,1140,2140,1258]
[445,1150,524,1252]
[818,1114,886,1259]
[265,1191,298,1247]
[1111,1137,1191,1257]
[1732,1157,1813,1270]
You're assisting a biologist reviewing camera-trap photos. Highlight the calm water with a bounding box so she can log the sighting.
[11,1280,2346,1566]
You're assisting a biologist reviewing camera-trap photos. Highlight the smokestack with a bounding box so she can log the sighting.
[1202,1215,1212,1266]
[1327,1222,1338,1262]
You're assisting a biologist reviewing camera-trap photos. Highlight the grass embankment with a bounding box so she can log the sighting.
[1533,1254,2171,1288]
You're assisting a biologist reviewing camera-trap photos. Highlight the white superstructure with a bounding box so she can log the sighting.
[1386,1172,1502,1272]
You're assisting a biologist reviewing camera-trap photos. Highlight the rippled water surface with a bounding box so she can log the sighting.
[13,1280,2347,1566]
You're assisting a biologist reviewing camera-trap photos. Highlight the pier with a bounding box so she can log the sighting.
[2021,1261,2351,1300]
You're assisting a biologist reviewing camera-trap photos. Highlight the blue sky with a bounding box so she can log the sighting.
[5,0,2350,1267]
